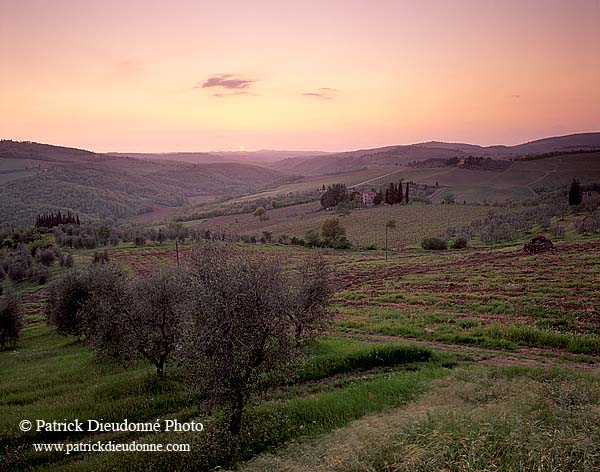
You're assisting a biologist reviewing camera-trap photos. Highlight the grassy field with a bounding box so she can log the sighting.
[185,202,517,249]
[2,219,600,470]
[241,366,600,471]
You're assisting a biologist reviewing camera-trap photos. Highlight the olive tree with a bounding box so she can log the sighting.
[81,265,188,377]
[179,243,331,435]
[46,269,92,337]
[288,254,332,345]
[0,291,23,350]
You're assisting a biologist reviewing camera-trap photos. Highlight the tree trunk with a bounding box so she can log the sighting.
[385,226,388,261]
[229,393,244,435]
[295,323,303,346]
[156,361,164,378]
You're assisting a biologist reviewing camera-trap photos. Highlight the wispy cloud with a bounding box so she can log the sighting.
[196,74,256,90]
[212,91,256,98]
[301,87,338,100]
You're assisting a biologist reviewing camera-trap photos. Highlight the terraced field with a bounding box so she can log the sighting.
[332,240,600,359]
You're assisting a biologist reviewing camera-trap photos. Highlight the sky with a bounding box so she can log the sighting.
[1,0,599,152]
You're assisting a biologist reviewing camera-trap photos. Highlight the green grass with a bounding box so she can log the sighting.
[0,318,450,471]
[240,366,600,472]
[43,367,449,471]
[0,323,195,464]
[296,338,436,382]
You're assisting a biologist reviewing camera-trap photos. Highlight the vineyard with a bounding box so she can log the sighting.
[187,202,515,248]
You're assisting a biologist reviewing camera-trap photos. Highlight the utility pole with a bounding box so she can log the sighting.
[385,220,396,261]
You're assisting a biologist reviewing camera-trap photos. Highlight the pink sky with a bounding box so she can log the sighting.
[1,0,599,152]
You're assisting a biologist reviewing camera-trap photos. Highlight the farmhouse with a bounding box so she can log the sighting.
[361,191,377,208]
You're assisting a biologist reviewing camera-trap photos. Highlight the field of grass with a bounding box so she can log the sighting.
[2,218,600,470]
[241,366,600,471]
[186,202,516,249]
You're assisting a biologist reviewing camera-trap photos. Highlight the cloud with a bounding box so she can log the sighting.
[196,74,255,90]
[212,91,255,98]
[301,87,338,100]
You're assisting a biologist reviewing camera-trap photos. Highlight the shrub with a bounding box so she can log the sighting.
[575,212,600,234]
[304,230,321,247]
[27,263,49,284]
[322,218,346,241]
[290,237,305,246]
[421,237,448,250]
[0,291,23,350]
[6,258,30,283]
[64,254,75,268]
[92,250,110,264]
[449,237,468,249]
[134,235,146,246]
[35,248,58,266]
[331,235,351,249]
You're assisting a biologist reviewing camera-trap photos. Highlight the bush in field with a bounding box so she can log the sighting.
[179,244,331,435]
[330,235,351,249]
[0,291,23,350]
[322,218,346,241]
[81,265,188,377]
[134,235,146,246]
[64,254,74,268]
[575,212,600,234]
[46,269,92,337]
[6,257,30,283]
[35,248,58,267]
[27,263,49,284]
[92,250,110,264]
[253,206,266,220]
[304,230,321,247]
[449,237,468,249]
[321,218,350,249]
[290,236,305,246]
[421,237,448,250]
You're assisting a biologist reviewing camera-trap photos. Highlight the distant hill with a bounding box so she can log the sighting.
[268,133,600,176]
[0,141,295,227]
[110,149,329,165]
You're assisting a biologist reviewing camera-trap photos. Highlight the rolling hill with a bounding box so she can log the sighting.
[268,133,600,176]
[110,149,329,165]
[0,140,296,227]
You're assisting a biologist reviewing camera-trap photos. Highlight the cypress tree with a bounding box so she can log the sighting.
[568,179,582,206]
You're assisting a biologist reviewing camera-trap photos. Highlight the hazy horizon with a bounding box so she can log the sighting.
[1,0,599,152]
[3,130,600,156]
